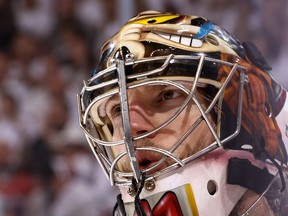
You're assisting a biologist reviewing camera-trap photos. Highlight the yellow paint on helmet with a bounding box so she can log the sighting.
[128,14,179,25]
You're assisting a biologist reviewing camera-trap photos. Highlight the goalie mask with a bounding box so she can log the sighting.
[78,11,288,215]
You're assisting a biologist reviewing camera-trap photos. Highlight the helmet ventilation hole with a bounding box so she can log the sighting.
[148,19,156,24]
[207,180,217,195]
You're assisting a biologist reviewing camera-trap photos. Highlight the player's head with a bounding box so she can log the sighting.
[78,11,288,215]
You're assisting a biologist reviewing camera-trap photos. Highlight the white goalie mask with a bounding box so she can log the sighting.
[78,11,288,215]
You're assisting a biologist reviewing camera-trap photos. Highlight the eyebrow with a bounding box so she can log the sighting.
[100,81,200,117]
[102,85,168,113]
[107,85,167,103]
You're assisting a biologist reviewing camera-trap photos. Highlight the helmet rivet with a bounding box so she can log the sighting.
[109,58,116,64]
[125,53,135,61]
[127,185,136,196]
[274,198,281,207]
[264,102,272,117]
[145,179,156,191]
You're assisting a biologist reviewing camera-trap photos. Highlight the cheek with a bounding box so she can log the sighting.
[174,106,201,130]
[153,104,201,133]
[184,116,216,153]
[151,108,201,149]
[172,121,213,159]
[164,106,213,155]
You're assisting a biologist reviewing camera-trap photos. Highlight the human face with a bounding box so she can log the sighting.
[104,82,216,173]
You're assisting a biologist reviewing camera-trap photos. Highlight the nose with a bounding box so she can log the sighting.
[129,104,156,138]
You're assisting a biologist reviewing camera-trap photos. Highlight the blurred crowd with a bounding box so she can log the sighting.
[0,0,287,215]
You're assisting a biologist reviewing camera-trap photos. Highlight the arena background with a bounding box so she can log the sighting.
[0,0,287,215]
